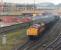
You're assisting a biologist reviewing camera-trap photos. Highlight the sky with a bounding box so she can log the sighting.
[0,0,61,4]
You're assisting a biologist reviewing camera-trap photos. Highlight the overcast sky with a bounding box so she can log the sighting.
[0,0,61,4]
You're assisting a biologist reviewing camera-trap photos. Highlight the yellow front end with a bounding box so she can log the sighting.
[27,28,38,36]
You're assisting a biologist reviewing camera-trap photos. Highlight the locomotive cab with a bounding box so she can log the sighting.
[27,23,45,39]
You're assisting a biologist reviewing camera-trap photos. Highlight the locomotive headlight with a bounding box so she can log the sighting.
[41,23,45,26]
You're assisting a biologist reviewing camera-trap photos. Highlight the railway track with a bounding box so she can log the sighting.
[27,19,61,50]
[16,37,46,50]
[0,22,31,34]
[16,19,60,50]
[43,19,61,50]
[44,34,61,50]
[12,36,28,50]
[15,26,51,50]
[15,40,34,50]
[37,19,61,50]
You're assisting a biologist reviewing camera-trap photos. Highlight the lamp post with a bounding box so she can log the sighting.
[32,0,36,20]
[33,0,36,17]
[34,0,35,13]
[1,0,7,45]
[2,34,7,45]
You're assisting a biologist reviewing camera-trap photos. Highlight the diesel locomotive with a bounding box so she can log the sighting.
[26,15,59,40]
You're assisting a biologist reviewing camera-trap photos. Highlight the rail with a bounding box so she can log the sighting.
[27,19,61,50]
[15,18,61,50]
[44,19,61,50]
[44,34,61,50]
[0,22,32,34]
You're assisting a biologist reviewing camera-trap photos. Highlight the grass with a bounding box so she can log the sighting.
[0,28,27,50]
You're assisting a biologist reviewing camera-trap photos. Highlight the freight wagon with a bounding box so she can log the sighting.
[0,15,59,34]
